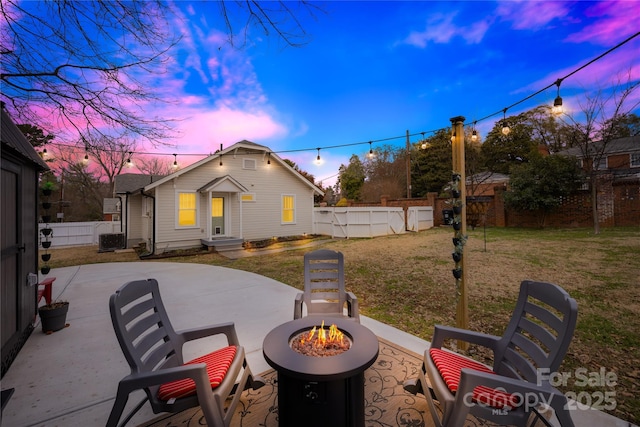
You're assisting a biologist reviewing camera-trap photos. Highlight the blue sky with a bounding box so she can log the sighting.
[38,1,640,187]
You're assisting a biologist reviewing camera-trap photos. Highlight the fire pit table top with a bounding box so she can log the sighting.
[263,317,379,382]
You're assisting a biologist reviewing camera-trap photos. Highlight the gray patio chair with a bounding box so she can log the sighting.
[107,278,264,427]
[294,249,360,322]
[404,280,577,427]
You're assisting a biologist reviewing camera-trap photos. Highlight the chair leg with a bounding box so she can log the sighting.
[106,389,130,427]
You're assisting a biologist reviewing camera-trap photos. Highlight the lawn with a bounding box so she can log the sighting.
[47,226,640,423]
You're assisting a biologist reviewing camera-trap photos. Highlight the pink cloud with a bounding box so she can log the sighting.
[402,12,489,48]
[496,1,570,30]
[565,1,639,45]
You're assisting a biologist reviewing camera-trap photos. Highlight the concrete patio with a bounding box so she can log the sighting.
[0,261,633,427]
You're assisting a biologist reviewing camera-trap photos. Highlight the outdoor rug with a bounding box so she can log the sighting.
[139,338,550,427]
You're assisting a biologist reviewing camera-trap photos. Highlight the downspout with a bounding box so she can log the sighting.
[139,190,156,258]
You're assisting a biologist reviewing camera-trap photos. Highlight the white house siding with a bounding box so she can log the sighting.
[238,158,316,240]
[150,149,318,251]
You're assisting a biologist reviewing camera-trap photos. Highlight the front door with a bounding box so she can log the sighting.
[211,197,225,236]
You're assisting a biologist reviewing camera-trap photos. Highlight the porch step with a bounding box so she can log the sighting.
[201,238,244,252]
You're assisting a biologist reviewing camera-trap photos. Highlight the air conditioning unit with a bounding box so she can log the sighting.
[99,233,125,252]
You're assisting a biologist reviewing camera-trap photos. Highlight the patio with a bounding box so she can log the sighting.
[1,262,631,427]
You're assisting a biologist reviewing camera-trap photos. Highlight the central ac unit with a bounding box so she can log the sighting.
[99,233,125,252]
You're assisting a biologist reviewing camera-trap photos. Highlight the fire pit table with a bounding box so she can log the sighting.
[263,317,379,427]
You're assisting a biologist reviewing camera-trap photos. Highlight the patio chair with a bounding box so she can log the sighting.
[294,249,360,322]
[403,280,577,427]
[107,278,264,427]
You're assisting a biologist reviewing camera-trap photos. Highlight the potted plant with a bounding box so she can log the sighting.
[38,301,69,334]
[41,240,52,249]
[41,253,51,262]
[40,265,51,275]
[41,227,53,237]
[42,201,52,210]
[41,181,56,196]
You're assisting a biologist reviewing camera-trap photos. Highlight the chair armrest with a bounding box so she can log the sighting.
[118,363,209,393]
[177,322,240,347]
[455,369,574,427]
[431,324,501,351]
[294,292,303,319]
[345,292,360,321]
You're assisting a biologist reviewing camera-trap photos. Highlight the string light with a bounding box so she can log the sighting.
[420,132,428,149]
[83,145,89,164]
[315,148,322,165]
[172,153,178,168]
[451,131,457,142]
[552,78,564,115]
[267,152,271,165]
[368,141,374,158]
[501,109,511,136]
[35,32,639,169]
[471,122,478,142]
[126,152,133,167]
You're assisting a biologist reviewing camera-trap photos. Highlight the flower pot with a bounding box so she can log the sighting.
[453,205,462,215]
[451,190,461,199]
[452,237,461,246]
[453,222,462,231]
[452,173,460,182]
[41,253,51,262]
[41,240,52,249]
[42,189,52,196]
[42,202,51,210]
[40,265,51,275]
[452,268,463,279]
[41,228,53,237]
[38,302,69,334]
[452,252,462,263]
[41,215,51,223]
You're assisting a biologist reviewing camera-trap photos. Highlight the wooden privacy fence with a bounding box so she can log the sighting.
[38,221,122,247]
[313,206,433,238]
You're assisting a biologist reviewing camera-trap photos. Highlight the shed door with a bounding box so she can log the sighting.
[1,163,21,354]
[211,197,225,236]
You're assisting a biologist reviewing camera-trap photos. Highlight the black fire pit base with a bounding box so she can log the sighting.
[277,372,365,427]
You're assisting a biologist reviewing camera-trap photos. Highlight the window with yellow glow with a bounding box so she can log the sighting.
[282,195,295,223]
[177,192,197,227]
[241,193,256,202]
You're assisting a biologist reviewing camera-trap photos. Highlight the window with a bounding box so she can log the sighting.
[593,157,607,171]
[282,195,295,224]
[241,193,256,202]
[243,158,257,170]
[177,192,198,227]
[631,153,640,168]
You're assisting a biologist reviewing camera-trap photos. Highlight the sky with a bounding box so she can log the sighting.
[13,1,640,187]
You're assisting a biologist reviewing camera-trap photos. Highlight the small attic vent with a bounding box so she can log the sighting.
[99,233,125,252]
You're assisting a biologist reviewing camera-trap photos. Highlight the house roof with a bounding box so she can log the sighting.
[114,173,165,194]
[558,135,640,158]
[143,140,324,195]
[103,198,121,214]
[1,107,49,171]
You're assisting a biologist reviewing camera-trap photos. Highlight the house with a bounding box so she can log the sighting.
[1,107,49,380]
[559,135,640,179]
[115,140,324,254]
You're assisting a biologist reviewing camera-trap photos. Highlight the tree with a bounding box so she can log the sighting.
[411,130,453,197]
[338,155,366,201]
[560,76,639,234]
[504,155,584,228]
[1,1,321,146]
[481,113,538,174]
[361,145,405,201]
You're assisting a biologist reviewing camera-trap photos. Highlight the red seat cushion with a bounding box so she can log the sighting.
[429,348,521,409]
[158,345,237,401]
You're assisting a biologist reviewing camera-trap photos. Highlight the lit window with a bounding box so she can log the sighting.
[177,192,197,227]
[282,195,295,224]
[631,153,640,168]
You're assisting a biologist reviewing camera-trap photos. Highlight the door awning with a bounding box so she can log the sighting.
[198,175,248,193]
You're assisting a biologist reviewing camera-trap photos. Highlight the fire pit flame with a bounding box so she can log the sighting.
[291,320,351,357]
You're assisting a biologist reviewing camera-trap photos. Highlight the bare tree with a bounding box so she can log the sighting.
[1,1,322,146]
[562,75,639,234]
[136,156,174,176]
[1,1,179,145]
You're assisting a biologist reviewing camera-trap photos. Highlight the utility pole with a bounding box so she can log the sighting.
[406,130,411,198]
[450,116,468,351]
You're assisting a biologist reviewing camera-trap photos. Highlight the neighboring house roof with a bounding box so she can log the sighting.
[558,135,640,158]
[114,173,165,194]
[103,198,121,214]
[1,107,49,171]
[143,140,324,195]
[467,172,510,184]
[198,175,248,193]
